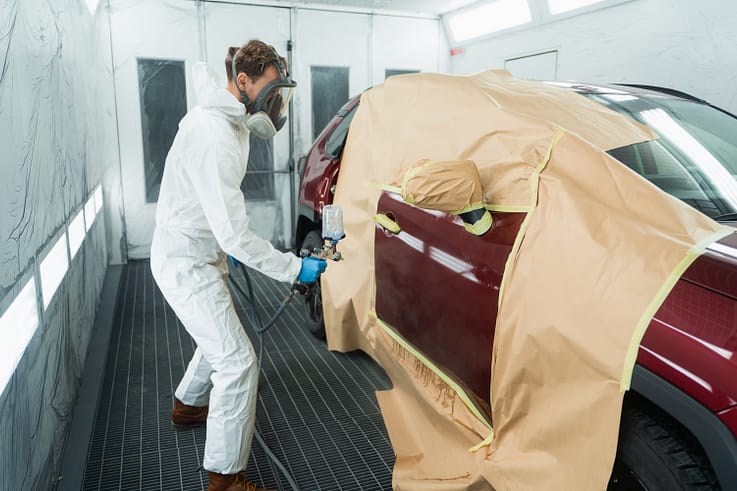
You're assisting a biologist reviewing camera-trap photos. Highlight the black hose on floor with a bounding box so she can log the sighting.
[227,263,301,491]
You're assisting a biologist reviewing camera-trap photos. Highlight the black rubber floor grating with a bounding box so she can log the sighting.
[81,260,394,490]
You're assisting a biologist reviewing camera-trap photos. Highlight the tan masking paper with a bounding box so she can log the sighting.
[320,70,730,489]
[398,159,484,213]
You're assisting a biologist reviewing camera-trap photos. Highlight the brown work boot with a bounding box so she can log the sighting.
[207,471,275,491]
[171,399,208,430]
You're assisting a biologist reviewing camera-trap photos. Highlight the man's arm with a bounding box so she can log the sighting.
[185,124,301,283]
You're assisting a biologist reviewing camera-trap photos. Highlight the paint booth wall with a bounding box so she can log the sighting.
[0,0,121,488]
[449,0,737,114]
[110,1,441,258]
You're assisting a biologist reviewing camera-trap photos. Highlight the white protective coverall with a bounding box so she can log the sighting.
[150,62,301,474]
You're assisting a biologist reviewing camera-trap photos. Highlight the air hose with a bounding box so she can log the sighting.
[227,263,302,491]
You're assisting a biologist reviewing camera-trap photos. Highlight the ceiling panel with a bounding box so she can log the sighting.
[241,0,480,16]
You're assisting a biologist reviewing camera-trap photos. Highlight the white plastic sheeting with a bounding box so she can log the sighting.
[0,0,114,488]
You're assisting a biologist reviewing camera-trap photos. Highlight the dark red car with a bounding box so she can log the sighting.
[296,83,737,490]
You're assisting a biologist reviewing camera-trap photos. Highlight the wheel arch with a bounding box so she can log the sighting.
[629,364,737,488]
[295,206,320,250]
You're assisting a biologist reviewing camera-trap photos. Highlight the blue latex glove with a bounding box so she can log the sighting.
[297,257,327,283]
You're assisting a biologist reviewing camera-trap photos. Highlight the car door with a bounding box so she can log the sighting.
[374,191,525,405]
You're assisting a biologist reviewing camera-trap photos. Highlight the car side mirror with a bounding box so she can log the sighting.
[297,155,307,177]
[398,159,492,235]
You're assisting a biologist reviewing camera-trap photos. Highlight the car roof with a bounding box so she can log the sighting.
[336,80,708,120]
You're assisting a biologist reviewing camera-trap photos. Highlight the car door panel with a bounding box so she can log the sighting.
[374,191,525,403]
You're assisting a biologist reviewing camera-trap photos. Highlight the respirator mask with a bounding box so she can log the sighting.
[232,52,296,140]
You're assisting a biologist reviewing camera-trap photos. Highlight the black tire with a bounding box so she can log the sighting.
[300,230,326,340]
[608,396,720,490]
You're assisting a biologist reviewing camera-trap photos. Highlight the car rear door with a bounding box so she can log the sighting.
[374,191,524,404]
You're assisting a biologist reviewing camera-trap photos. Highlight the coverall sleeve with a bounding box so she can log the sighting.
[185,125,302,284]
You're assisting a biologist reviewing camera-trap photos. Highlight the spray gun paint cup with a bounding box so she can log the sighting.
[321,205,345,261]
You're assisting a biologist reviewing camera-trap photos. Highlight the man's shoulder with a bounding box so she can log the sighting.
[180,107,234,140]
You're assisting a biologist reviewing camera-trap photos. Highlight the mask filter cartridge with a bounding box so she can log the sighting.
[246,112,277,140]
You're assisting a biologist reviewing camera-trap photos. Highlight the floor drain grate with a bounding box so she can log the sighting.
[81,260,394,490]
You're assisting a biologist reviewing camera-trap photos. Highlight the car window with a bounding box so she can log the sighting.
[608,139,725,218]
[325,104,358,159]
[587,93,737,220]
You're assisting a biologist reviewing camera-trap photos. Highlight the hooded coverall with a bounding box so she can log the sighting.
[150,63,301,473]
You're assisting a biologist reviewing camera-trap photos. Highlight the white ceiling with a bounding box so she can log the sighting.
[253,0,480,17]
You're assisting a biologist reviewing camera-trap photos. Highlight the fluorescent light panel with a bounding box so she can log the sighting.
[85,0,99,15]
[548,0,606,15]
[68,209,85,259]
[0,279,39,397]
[85,194,96,231]
[94,185,103,215]
[40,233,70,309]
[448,0,532,43]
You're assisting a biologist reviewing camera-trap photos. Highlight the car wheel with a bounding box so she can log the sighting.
[608,396,719,490]
[300,230,326,340]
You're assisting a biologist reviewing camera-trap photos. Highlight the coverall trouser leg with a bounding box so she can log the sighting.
[177,347,213,407]
[152,253,259,474]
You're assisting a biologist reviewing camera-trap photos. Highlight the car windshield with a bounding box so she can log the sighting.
[584,92,737,220]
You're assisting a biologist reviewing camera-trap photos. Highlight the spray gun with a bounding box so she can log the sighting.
[307,204,345,261]
[293,204,345,296]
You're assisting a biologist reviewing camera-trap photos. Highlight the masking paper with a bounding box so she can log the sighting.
[320,70,731,490]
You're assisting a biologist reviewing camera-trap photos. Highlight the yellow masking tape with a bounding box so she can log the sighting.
[374,214,401,234]
[469,431,496,453]
[463,210,493,236]
[401,159,436,202]
[492,129,566,408]
[364,181,401,194]
[620,226,735,391]
[485,204,531,213]
[370,311,494,432]
[497,130,566,309]
[453,202,486,215]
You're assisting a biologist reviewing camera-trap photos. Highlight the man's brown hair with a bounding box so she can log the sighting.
[226,39,288,82]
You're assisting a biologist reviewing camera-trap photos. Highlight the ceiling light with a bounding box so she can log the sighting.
[85,0,99,15]
[547,0,606,15]
[446,0,532,44]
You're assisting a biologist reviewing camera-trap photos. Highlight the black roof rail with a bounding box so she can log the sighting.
[613,83,706,103]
